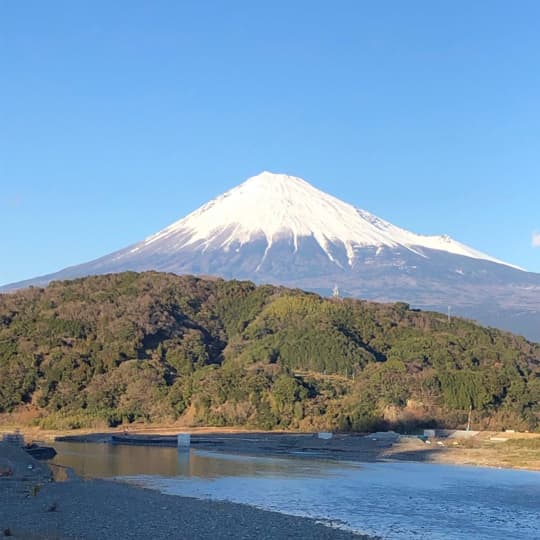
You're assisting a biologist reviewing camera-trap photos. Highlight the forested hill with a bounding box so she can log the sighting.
[1,272,539,432]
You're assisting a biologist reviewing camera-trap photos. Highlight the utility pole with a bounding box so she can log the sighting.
[447,305,451,324]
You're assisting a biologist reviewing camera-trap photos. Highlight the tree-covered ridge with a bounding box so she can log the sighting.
[0,271,538,432]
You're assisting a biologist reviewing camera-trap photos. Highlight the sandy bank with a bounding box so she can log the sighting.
[3,423,540,470]
[54,429,540,471]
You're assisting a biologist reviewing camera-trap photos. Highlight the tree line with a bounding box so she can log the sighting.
[0,271,538,432]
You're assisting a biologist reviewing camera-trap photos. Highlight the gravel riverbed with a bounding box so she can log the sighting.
[0,444,371,540]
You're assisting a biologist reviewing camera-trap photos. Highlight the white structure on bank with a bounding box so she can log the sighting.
[177,433,191,450]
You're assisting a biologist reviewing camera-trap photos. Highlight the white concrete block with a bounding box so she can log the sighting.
[177,433,191,449]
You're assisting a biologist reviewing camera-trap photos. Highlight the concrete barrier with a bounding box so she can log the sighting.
[177,433,191,450]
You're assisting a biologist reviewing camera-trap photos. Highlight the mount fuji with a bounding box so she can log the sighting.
[3,171,540,340]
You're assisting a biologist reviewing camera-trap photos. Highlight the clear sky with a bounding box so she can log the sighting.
[1,1,539,286]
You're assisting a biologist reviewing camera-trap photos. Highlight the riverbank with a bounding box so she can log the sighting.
[3,424,540,471]
[0,444,371,539]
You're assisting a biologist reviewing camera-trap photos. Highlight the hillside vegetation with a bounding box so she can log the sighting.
[0,272,539,432]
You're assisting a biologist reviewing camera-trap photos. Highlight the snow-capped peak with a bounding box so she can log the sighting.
[138,171,518,270]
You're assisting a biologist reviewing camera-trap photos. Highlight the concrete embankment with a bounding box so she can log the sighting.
[56,431,408,462]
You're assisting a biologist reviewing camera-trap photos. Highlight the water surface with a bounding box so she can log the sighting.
[51,442,540,540]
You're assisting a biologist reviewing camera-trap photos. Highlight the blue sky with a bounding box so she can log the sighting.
[1,1,539,285]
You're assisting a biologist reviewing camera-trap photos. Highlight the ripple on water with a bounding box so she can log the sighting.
[51,443,540,540]
[120,458,540,540]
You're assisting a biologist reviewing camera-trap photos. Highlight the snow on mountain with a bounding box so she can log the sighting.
[2,171,539,341]
[121,171,517,271]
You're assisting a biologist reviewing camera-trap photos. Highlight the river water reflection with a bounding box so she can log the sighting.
[51,442,540,540]
[51,441,336,478]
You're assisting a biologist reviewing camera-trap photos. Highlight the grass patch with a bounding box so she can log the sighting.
[502,438,540,451]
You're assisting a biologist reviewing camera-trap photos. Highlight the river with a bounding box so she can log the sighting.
[51,441,540,539]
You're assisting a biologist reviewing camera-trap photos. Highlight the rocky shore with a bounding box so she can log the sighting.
[0,444,372,540]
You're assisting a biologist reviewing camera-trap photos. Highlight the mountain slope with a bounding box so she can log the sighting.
[123,171,515,270]
[2,172,540,340]
[1,272,539,431]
